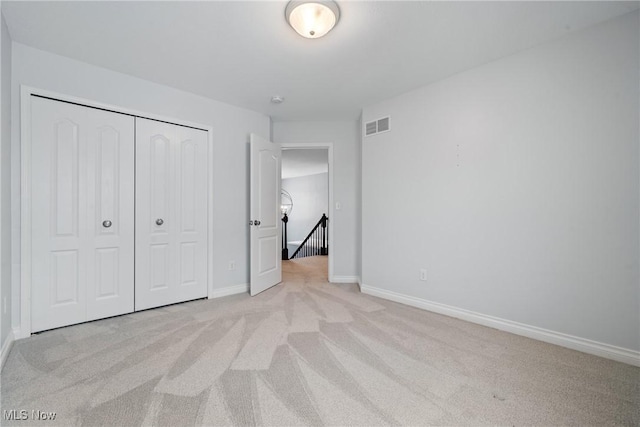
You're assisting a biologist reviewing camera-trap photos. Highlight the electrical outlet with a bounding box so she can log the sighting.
[419,269,427,281]
[228,261,236,271]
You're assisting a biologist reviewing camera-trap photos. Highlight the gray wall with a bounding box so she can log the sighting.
[10,43,270,335]
[282,172,328,243]
[273,121,360,280]
[1,13,12,351]
[361,12,640,351]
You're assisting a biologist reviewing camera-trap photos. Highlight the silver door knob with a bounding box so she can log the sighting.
[156,218,164,226]
[102,220,112,228]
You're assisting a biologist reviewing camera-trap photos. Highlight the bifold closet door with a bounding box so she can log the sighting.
[31,97,135,332]
[135,118,208,310]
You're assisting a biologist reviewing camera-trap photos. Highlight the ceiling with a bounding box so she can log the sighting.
[282,149,328,179]
[2,1,638,121]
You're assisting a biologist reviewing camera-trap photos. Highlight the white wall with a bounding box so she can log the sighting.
[362,12,640,352]
[1,13,12,351]
[282,172,328,243]
[10,43,270,335]
[273,121,360,280]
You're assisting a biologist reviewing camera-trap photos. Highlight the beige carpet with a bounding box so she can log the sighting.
[1,256,639,426]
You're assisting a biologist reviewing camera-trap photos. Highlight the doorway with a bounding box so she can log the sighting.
[280,144,334,281]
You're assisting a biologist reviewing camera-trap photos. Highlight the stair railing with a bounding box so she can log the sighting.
[281,213,289,260]
[289,214,328,260]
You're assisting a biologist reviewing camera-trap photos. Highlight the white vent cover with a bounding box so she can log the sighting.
[365,121,377,136]
[365,116,391,137]
[377,117,390,132]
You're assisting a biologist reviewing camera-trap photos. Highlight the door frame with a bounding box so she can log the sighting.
[280,143,334,282]
[18,86,214,338]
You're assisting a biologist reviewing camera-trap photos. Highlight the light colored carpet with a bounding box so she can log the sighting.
[1,256,639,426]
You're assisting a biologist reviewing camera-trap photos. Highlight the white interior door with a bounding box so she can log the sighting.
[31,97,135,332]
[135,118,208,310]
[250,133,282,296]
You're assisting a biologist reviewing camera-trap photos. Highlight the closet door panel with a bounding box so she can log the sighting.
[135,118,208,310]
[176,133,208,297]
[31,97,135,332]
[32,99,87,332]
[135,121,172,310]
[85,109,135,321]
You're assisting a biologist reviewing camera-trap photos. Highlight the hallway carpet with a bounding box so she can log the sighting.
[1,256,639,426]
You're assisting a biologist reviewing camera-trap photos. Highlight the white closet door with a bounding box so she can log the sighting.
[31,97,135,332]
[135,118,208,310]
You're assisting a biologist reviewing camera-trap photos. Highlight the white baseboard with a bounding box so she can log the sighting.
[360,284,640,367]
[1,329,15,371]
[13,327,28,340]
[210,283,248,299]
[330,275,360,284]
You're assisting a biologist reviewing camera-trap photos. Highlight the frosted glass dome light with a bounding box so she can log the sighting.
[285,1,340,39]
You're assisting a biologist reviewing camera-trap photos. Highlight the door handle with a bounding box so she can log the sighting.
[255,220,261,226]
[156,218,164,226]
[102,220,112,228]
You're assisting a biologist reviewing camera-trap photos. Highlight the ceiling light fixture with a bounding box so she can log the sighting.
[285,0,340,39]
[271,95,285,104]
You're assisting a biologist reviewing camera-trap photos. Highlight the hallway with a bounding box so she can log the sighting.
[282,255,332,288]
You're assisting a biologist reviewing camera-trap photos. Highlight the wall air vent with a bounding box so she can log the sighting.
[364,116,391,137]
[377,117,390,132]
[365,120,377,136]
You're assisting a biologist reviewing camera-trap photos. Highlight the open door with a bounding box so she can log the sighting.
[250,133,282,296]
